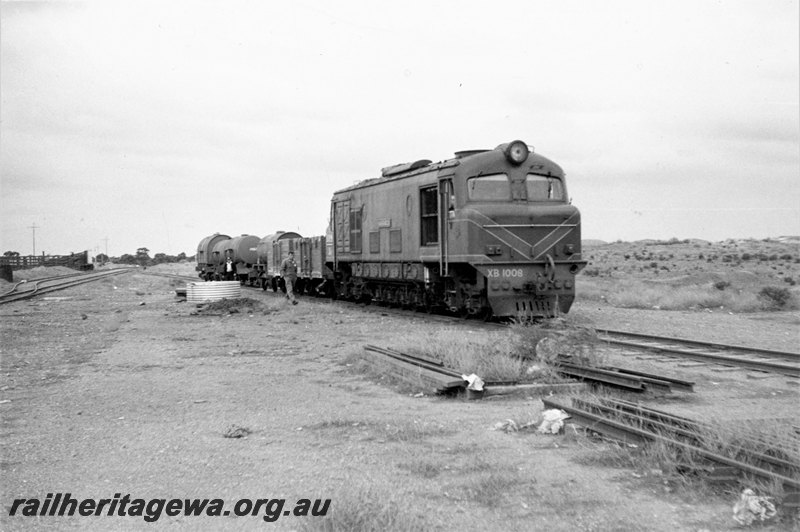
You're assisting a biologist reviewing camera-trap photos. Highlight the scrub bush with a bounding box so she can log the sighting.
[757,286,795,310]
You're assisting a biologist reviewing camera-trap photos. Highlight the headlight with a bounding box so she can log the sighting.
[504,140,529,165]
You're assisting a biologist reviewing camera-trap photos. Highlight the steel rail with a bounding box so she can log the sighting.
[555,362,646,392]
[602,366,695,393]
[140,271,201,282]
[596,398,800,464]
[362,345,466,393]
[555,355,694,393]
[596,329,800,378]
[543,397,800,491]
[0,272,88,298]
[363,345,464,379]
[597,328,800,361]
[0,270,131,304]
[571,398,799,478]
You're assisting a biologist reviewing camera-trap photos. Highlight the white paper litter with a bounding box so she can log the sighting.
[732,488,776,525]
[462,374,484,391]
[537,409,570,434]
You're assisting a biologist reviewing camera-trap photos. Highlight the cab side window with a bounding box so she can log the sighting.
[349,207,362,253]
[420,186,438,245]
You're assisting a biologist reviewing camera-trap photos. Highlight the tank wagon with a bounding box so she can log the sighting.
[196,233,230,280]
[224,234,261,282]
[196,139,585,319]
[195,233,260,282]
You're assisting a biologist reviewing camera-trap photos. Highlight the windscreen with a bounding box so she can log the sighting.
[467,174,509,201]
[525,175,564,201]
[467,173,564,201]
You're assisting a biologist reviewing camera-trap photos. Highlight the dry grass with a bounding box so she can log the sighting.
[398,328,529,382]
[342,318,604,386]
[577,277,799,312]
[519,321,604,367]
[456,469,525,507]
[387,323,600,383]
[305,417,455,443]
[298,444,532,531]
[342,346,455,395]
[297,484,429,532]
[396,459,444,479]
[578,237,800,313]
[574,395,799,509]
[697,418,800,495]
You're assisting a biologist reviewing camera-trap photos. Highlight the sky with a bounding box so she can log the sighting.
[1,0,798,258]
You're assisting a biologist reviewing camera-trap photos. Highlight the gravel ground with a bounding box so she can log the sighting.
[1,265,798,531]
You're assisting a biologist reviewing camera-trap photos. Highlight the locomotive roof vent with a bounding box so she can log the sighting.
[381,159,432,177]
[454,149,490,158]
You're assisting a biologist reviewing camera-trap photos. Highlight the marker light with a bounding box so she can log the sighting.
[504,140,529,165]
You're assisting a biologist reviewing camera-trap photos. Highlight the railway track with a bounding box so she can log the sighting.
[543,396,800,500]
[0,269,132,304]
[140,271,200,282]
[555,359,694,393]
[363,345,468,394]
[597,328,800,378]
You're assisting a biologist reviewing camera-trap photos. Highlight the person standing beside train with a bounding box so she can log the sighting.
[280,251,299,305]
[225,257,235,281]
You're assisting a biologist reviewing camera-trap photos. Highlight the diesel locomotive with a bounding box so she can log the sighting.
[196,140,586,318]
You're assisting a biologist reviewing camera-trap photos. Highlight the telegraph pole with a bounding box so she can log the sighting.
[28,223,39,255]
[103,237,109,258]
